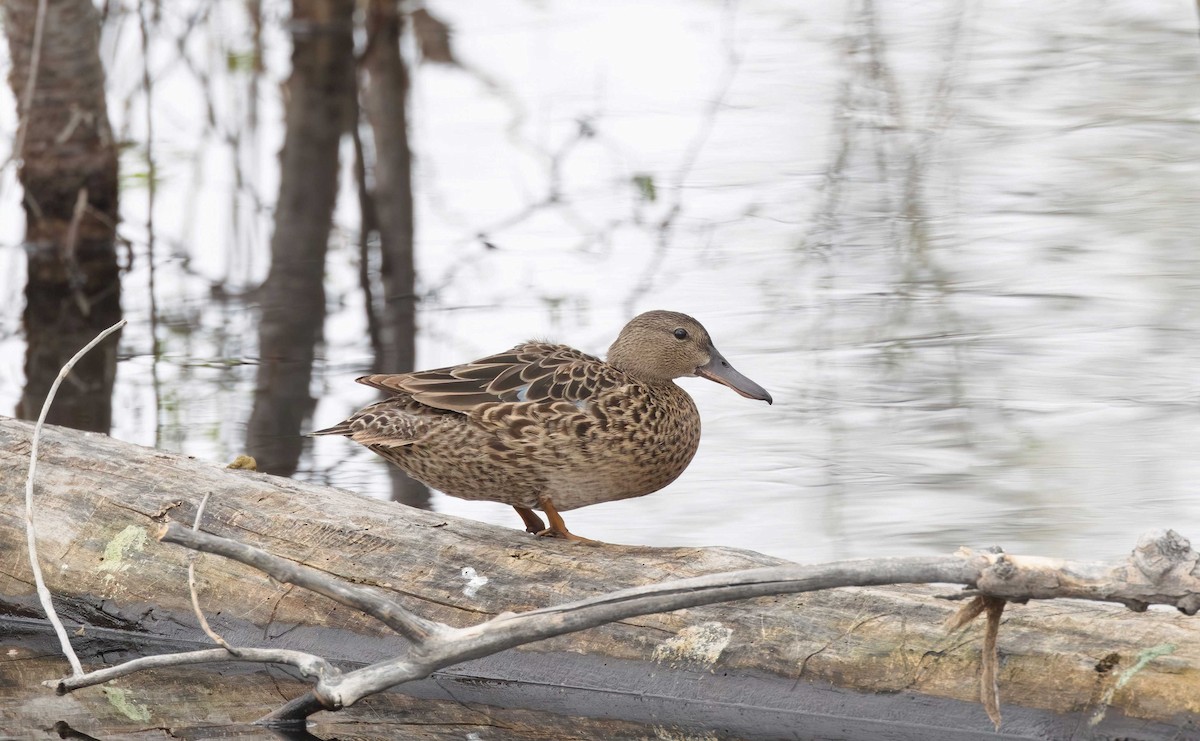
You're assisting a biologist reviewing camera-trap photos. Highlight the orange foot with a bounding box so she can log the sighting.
[535,496,601,545]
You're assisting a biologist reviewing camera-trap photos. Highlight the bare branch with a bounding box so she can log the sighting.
[302,555,986,712]
[187,491,239,654]
[158,521,447,643]
[48,648,335,694]
[256,531,1200,718]
[25,318,126,677]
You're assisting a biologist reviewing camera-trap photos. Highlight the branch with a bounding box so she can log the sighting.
[25,319,126,676]
[187,490,239,653]
[158,522,446,642]
[273,554,986,717]
[48,648,335,694]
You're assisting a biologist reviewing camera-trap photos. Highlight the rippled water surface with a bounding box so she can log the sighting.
[3,0,1199,563]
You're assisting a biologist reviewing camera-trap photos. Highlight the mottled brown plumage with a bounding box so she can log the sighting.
[314,310,772,541]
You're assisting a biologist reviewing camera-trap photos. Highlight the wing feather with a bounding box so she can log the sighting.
[357,342,626,413]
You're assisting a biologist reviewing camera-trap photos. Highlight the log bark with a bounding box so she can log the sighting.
[2,415,1199,739]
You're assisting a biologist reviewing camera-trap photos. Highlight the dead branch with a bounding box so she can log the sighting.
[159,521,444,643]
[23,318,125,677]
[186,491,239,654]
[38,519,1200,727]
[51,647,335,693]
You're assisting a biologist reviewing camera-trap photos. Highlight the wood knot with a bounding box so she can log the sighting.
[988,554,1017,581]
[1132,529,1197,581]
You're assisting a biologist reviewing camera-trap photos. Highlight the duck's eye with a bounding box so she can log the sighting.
[673,328,689,340]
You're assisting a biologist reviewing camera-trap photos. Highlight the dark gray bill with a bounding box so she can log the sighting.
[696,348,773,404]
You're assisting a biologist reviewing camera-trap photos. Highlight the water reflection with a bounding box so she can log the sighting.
[2,0,1199,564]
[245,0,355,477]
[6,0,123,434]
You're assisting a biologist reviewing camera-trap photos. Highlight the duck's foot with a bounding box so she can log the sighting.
[513,506,546,534]
[535,496,601,545]
[535,526,600,544]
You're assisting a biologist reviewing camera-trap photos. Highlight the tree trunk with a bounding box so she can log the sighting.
[1,415,1198,738]
[245,0,356,475]
[361,0,428,506]
[4,0,121,433]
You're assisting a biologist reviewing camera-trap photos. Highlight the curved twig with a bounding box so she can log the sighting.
[25,319,126,676]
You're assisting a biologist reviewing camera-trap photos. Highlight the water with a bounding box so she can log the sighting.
[2,0,1199,564]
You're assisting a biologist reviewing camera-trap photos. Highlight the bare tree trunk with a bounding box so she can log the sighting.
[246,0,356,475]
[4,0,121,433]
[361,0,427,506]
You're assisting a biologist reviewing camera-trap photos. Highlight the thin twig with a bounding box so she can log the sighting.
[187,491,240,654]
[48,647,335,694]
[25,319,127,676]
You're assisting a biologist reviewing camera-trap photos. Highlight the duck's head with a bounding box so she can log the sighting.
[606,310,773,404]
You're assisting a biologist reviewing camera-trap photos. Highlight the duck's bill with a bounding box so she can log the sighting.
[696,350,773,404]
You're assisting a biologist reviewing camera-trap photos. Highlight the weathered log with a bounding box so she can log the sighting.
[2,415,1199,739]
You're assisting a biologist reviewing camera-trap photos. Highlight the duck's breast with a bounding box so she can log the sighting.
[540,382,701,510]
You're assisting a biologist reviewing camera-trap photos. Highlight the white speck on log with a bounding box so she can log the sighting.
[460,567,488,598]
[652,622,733,669]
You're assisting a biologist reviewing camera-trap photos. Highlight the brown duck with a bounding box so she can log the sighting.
[315,310,772,541]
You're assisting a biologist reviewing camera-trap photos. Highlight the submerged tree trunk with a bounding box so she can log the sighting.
[246,0,356,475]
[4,0,121,433]
[361,0,427,506]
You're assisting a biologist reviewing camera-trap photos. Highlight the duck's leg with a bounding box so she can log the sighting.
[536,496,600,544]
[513,506,546,534]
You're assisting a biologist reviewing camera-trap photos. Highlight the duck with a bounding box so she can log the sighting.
[314,310,772,542]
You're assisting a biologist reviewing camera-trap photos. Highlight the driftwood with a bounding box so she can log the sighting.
[3,415,1200,739]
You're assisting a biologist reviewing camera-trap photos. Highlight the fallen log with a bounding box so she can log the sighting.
[2,415,1199,739]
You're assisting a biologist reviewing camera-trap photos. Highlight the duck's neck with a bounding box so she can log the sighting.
[607,345,680,384]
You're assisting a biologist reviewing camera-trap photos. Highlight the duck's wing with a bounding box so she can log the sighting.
[357,342,626,413]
